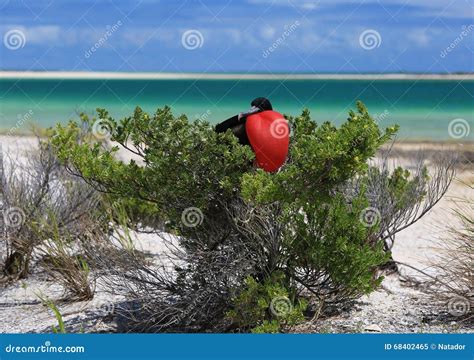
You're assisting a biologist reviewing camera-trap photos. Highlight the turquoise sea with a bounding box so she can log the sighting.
[0,77,473,140]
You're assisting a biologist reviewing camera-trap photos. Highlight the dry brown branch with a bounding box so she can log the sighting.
[0,138,102,281]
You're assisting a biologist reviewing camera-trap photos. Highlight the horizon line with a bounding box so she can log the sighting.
[1,71,473,81]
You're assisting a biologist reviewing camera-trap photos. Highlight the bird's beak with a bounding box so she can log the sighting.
[244,106,260,115]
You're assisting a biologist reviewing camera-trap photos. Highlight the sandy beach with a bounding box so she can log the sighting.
[0,135,472,333]
[2,1,473,357]
[1,71,474,81]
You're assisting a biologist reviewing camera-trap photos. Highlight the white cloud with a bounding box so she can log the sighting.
[225,28,243,45]
[245,0,471,19]
[301,2,318,10]
[298,32,323,52]
[260,25,277,40]
[26,26,62,44]
[407,29,431,47]
[1,25,62,45]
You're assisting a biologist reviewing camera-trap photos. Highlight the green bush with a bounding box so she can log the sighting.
[49,101,433,332]
[227,271,307,333]
[51,107,253,233]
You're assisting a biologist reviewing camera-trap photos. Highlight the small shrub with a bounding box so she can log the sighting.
[49,102,453,332]
[429,193,473,322]
[227,272,307,333]
[0,138,103,281]
[36,216,95,301]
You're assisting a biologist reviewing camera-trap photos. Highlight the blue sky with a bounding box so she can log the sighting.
[0,0,473,73]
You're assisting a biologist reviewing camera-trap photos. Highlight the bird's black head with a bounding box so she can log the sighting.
[251,97,272,111]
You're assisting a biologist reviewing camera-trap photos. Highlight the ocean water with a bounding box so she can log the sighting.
[0,78,473,140]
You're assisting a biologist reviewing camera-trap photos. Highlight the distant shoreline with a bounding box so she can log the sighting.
[1,132,473,145]
[1,71,473,81]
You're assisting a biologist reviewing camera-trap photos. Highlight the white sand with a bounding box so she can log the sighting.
[0,135,472,333]
[1,71,473,81]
